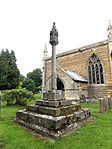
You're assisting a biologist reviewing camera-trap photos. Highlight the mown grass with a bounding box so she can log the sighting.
[0,96,112,149]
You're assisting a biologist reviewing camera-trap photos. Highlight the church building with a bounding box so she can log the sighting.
[43,23,112,100]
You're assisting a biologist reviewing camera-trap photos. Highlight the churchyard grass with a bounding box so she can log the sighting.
[0,97,112,149]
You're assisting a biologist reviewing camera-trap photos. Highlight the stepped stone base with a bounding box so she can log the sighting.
[15,98,90,138]
[15,114,91,138]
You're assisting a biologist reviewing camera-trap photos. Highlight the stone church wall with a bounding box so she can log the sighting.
[88,85,112,98]
[46,40,112,98]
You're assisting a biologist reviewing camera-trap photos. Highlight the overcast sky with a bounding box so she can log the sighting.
[0,0,112,76]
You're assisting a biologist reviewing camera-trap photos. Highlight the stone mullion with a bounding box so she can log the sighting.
[94,63,97,84]
[92,64,96,84]
[90,64,93,84]
[98,64,101,84]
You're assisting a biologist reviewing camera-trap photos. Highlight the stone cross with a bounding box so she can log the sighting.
[50,22,58,91]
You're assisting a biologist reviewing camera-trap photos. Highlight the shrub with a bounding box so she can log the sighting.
[1,88,35,106]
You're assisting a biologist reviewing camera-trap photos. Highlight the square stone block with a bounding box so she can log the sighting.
[43,90,65,100]
[36,100,60,107]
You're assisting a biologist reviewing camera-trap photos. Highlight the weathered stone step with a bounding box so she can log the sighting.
[16,108,90,131]
[36,99,77,107]
[26,104,81,117]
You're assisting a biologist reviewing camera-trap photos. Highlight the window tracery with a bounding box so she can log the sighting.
[88,53,104,84]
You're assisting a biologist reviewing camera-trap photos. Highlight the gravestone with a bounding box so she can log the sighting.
[108,97,112,109]
[100,98,106,113]
[100,97,112,113]
[15,23,91,138]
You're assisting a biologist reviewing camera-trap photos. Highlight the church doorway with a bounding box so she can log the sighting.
[57,78,65,91]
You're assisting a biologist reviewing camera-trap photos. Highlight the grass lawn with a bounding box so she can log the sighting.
[0,96,112,149]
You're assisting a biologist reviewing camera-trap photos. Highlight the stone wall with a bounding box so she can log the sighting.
[88,85,112,98]
[45,40,112,98]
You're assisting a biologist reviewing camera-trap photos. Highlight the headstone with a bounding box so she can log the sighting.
[108,97,112,109]
[104,97,109,112]
[100,98,105,113]
[100,97,111,113]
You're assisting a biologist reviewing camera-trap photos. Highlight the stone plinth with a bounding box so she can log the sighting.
[43,90,65,100]
[15,96,90,138]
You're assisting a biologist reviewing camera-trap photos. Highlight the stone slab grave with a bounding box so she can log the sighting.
[15,23,91,139]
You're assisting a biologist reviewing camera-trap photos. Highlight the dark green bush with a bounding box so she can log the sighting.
[1,88,35,106]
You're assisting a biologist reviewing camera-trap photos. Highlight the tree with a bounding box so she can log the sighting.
[27,68,42,87]
[0,49,20,90]
[19,74,26,83]
[22,78,36,93]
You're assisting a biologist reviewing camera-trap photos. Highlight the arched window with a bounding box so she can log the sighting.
[88,53,104,84]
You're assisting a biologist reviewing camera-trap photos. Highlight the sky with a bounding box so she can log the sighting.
[0,0,112,76]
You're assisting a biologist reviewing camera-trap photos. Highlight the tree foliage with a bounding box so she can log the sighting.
[0,49,20,90]
[22,78,36,93]
[27,68,42,87]
[19,74,25,82]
